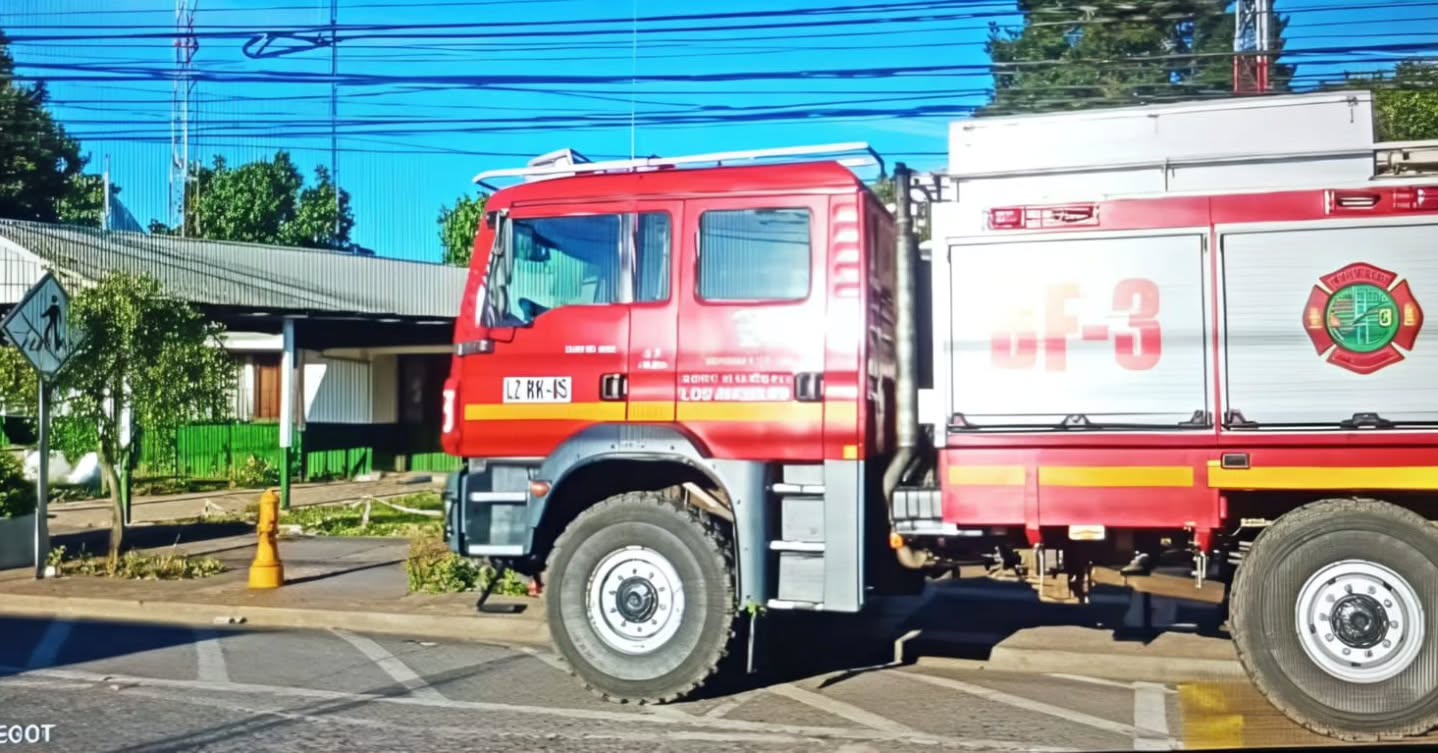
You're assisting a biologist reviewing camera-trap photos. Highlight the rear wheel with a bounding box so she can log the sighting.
[545,489,740,703]
[1231,498,1438,740]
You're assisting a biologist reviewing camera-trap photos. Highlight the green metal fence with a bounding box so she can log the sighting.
[137,422,440,482]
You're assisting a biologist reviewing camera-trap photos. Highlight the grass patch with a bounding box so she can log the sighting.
[46,545,227,580]
[279,492,444,537]
[405,531,528,596]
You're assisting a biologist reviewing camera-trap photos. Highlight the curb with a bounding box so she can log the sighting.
[0,593,551,648]
[982,644,1245,683]
[904,631,1245,685]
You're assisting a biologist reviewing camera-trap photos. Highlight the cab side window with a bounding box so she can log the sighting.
[636,213,672,303]
[506,215,622,323]
[697,208,811,302]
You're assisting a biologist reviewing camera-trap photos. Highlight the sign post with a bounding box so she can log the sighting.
[1,273,83,579]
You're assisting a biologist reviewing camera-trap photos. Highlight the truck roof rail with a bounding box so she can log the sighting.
[472,142,885,190]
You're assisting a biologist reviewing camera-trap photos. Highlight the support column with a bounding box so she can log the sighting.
[279,318,296,510]
[34,383,50,579]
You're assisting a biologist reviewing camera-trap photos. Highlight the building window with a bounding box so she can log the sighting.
[636,213,671,303]
[697,208,811,302]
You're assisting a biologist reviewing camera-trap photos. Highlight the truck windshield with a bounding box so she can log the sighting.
[482,214,622,327]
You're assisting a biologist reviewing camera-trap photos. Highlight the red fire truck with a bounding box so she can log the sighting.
[441,90,1438,740]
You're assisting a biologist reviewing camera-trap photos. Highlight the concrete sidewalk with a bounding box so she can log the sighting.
[46,474,448,533]
[0,530,1242,685]
[0,528,546,648]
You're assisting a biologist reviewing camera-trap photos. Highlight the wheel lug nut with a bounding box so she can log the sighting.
[1368,586,1377,594]
[1385,600,1393,608]
[1326,595,1335,603]
[1319,613,1329,622]
[1345,584,1354,594]
[1342,648,1351,656]
[1384,640,1392,648]
[1366,650,1374,658]
[1325,634,1335,642]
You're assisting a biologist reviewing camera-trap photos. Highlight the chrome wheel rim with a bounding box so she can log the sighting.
[1294,558,1425,684]
[585,545,685,655]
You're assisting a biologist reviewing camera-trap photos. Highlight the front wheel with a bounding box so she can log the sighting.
[1231,497,1438,740]
[545,489,741,703]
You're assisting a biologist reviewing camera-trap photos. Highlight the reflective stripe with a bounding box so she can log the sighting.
[1207,462,1438,490]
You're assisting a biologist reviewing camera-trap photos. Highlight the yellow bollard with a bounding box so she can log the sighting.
[248,488,284,589]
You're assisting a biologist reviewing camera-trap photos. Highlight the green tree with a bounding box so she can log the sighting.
[981,1,1294,116]
[55,173,118,228]
[153,151,355,249]
[438,192,487,266]
[1332,60,1438,142]
[0,273,234,566]
[0,31,85,223]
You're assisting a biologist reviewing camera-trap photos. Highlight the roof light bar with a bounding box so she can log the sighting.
[472,142,884,190]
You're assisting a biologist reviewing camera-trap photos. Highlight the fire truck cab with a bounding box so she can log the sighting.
[442,91,1438,740]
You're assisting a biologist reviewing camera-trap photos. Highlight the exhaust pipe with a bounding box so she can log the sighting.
[881,162,927,570]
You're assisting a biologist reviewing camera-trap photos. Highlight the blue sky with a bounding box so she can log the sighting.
[1,0,1435,263]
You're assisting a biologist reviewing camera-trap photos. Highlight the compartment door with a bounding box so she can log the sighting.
[947,232,1211,429]
[1222,221,1438,426]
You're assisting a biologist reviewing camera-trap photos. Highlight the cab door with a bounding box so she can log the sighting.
[675,196,830,461]
[460,204,632,459]
[626,201,683,424]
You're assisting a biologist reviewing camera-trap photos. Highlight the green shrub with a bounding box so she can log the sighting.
[0,449,36,519]
[47,544,226,579]
[405,531,528,596]
[232,454,280,488]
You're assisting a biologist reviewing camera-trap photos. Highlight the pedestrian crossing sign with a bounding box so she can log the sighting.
[2,272,82,382]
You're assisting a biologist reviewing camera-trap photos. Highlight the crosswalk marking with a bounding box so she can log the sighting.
[193,629,230,683]
[332,628,445,701]
[767,682,920,735]
[896,669,1136,737]
[1132,682,1175,750]
[26,620,71,669]
[0,666,1075,752]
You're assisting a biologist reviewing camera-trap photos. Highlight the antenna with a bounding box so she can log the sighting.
[629,0,638,160]
[1233,0,1273,94]
[170,0,199,236]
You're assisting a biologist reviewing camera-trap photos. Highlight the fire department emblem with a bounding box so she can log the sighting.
[1304,262,1424,375]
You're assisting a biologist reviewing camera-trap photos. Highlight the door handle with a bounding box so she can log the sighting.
[600,373,628,401]
[795,372,824,402]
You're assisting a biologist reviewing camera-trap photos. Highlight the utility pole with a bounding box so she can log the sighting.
[102,155,111,230]
[1233,0,1273,94]
[331,0,341,246]
[171,0,199,235]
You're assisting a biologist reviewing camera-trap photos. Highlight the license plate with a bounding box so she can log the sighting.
[503,376,572,404]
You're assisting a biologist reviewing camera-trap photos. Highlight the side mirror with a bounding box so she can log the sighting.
[456,326,517,357]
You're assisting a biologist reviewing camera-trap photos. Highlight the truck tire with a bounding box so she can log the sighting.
[1231,497,1438,740]
[544,488,740,703]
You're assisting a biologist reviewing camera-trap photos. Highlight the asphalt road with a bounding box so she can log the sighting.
[10,606,1412,753]
[0,615,1191,753]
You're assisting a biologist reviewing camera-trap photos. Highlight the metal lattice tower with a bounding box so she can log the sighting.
[170,0,199,235]
[1233,0,1273,94]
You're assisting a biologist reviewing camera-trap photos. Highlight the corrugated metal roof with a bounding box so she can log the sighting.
[0,220,469,320]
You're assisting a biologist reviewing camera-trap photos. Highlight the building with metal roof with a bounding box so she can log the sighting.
[0,220,466,320]
[0,220,469,496]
